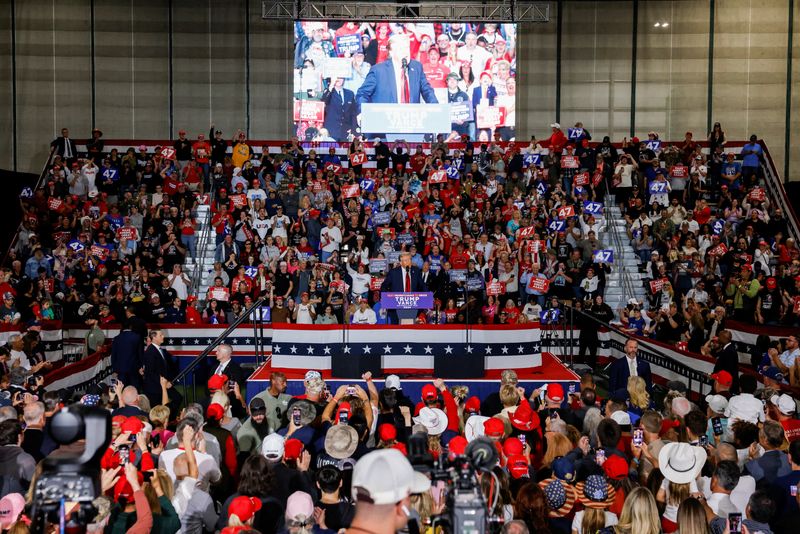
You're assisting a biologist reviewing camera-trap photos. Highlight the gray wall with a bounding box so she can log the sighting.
[1,0,798,182]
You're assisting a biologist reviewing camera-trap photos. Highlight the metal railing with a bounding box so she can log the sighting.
[759,141,800,242]
[189,198,215,300]
[601,178,636,308]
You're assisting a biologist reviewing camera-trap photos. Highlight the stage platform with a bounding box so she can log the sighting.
[245,352,580,401]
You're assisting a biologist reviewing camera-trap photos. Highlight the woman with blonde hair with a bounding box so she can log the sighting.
[675,497,710,534]
[541,432,573,476]
[614,487,660,534]
[627,375,651,416]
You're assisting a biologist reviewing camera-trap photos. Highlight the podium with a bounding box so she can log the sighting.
[381,292,433,325]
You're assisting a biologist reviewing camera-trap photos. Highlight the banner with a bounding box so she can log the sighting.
[209,287,229,301]
[486,280,506,296]
[380,292,434,310]
[592,249,614,263]
[712,220,725,235]
[528,277,550,293]
[525,240,547,254]
[649,277,669,293]
[324,162,343,174]
[369,259,387,273]
[560,155,579,169]
[445,165,460,179]
[293,100,326,122]
[475,105,506,129]
[359,178,375,192]
[335,34,362,56]
[342,184,360,198]
[574,172,590,187]
[548,220,566,232]
[707,243,728,257]
[230,194,247,208]
[449,270,467,282]
[372,211,391,225]
[671,165,687,178]
[370,276,384,291]
[748,187,766,202]
[90,245,108,260]
[48,198,63,211]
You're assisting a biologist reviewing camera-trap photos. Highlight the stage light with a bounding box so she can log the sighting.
[661,22,669,28]
[654,22,661,27]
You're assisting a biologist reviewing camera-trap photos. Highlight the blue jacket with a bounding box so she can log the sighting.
[608,356,653,394]
[356,59,438,108]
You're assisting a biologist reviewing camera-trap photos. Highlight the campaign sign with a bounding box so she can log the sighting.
[372,211,391,225]
[517,226,537,240]
[536,182,548,195]
[708,243,728,257]
[592,171,604,188]
[429,170,447,184]
[387,251,402,264]
[645,140,662,151]
[244,266,258,278]
[449,270,467,283]
[583,201,603,215]
[19,187,33,199]
[209,287,229,301]
[524,154,542,168]
[90,245,108,260]
[160,147,176,160]
[748,187,766,202]
[349,152,367,166]
[118,227,136,241]
[102,168,118,182]
[593,249,614,263]
[649,181,668,194]
[68,240,85,253]
[48,198,63,211]
[486,280,506,296]
[322,57,353,79]
[548,219,566,232]
[370,277,384,291]
[525,240,547,254]
[359,179,375,192]
[528,277,550,293]
[397,233,414,245]
[449,101,472,122]
[573,186,585,196]
[380,292,434,310]
[466,277,484,292]
[560,155,579,169]
[369,259,387,273]
[712,220,724,235]
[476,105,506,129]
[574,172,590,187]
[568,127,584,140]
[557,205,575,218]
[324,162,343,174]
[335,34,362,56]
[230,194,247,208]
[361,103,451,134]
[649,278,668,293]
[342,184,360,198]
[445,165,460,179]
[671,165,687,178]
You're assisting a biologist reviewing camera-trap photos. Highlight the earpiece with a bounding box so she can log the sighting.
[401,505,411,518]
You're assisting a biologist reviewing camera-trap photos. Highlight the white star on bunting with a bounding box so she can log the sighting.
[424,346,433,354]
[290,345,298,354]
[323,346,331,354]
[404,345,412,354]
[444,346,453,354]
[383,345,392,354]
[363,345,372,354]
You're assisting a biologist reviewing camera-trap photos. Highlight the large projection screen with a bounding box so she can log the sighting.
[293,21,517,142]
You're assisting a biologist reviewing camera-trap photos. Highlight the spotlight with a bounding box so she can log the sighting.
[654,22,661,27]
[661,22,669,28]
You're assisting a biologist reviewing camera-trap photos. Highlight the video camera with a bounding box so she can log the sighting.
[408,434,500,534]
[30,405,111,534]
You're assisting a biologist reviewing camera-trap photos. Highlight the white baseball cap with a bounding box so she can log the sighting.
[550,122,561,129]
[705,394,728,414]
[609,410,631,426]
[261,433,285,461]
[770,393,796,416]
[304,370,322,382]
[385,374,401,390]
[351,449,430,505]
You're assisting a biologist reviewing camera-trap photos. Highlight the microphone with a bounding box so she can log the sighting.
[401,58,408,70]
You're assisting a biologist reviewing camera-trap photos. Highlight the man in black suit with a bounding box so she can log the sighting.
[50,127,78,164]
[142,329,177,407]
[711,330,740,393]
[209,343,247,418]
[322,77,358,141]
[380,252,427,324]
[110,324,143,388]
[609,338,653,394]
[124,306,148,341]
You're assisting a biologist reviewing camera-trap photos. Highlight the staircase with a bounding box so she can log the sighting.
[602,199,647,315]
[183,203,215,300]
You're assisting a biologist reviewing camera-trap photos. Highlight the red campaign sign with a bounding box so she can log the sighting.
[90,245,108,260]
[475,106,507,129]
[525,240,548,254]
[486,280,506,296]
[48,198,63,211]
[342,184,361,198]
[557,205,575,218]
[349,152,367,166]
[160,147,176,160]
[528,277,550,292]
[793,296,800,315]
[561,155,579,169]
[429,170,447,184]
[592,171,604,188]
[53,231,71,243]
[707,243,728,257]
[370,277,384,291]
[312,180,325,193]
[748,188,766,202]
[117,227,135,241]
[517,226,537,240]
[574,172,590,186]
[671,165,687,178]
[649,277,669,293]
[292,100,326,122]
[230,194,247,208]
[209,287,229,301]
[163,179,178,194]
[324,163,343,174]
[197,194,210,205]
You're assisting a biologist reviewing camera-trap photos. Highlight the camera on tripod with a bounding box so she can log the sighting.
[407,433,500,534]
[30,405,111,534]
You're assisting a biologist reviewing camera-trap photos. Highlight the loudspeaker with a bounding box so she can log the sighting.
[433,348,485,379]
[331,349,382,379]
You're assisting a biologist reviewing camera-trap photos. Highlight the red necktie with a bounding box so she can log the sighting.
[405,269,411,292]
[401,69,410,104]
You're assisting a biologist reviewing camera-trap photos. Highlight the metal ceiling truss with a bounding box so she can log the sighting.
[262,1,550,23]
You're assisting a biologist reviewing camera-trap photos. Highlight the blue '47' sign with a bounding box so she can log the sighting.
[593,249,614,263]
[548,219,566,232]
[524,154,541,167]
[583,201,603,215]
[649,181,668,194]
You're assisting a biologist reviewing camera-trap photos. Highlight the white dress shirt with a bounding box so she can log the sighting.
[724,393,765,426]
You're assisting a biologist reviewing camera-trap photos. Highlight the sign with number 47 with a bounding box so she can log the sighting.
[593,249,614,263]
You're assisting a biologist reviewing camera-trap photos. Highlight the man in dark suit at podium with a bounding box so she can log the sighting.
[381,252,427,324]
[609,338,652,394]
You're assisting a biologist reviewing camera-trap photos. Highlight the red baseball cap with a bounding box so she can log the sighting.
[336,401,351,424]
[113,471,144,502]
[506,454,530,479]
[448,436,468,457]
[603,455,629,480]
[546,383,565,403]
[378,423,397,442]
[503,437,523,457]
[510,400,540,432]
[121,416,144,435]
[711,371,733,387]
[483,417,506,439]
[206,403,225,421]
[111,415,127,427]
[208,374,228,391]
[421,384,438,401]
[228,496,262,523]
[464,396,481,414]
[766,277,777,290]
[284,438,304,461]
